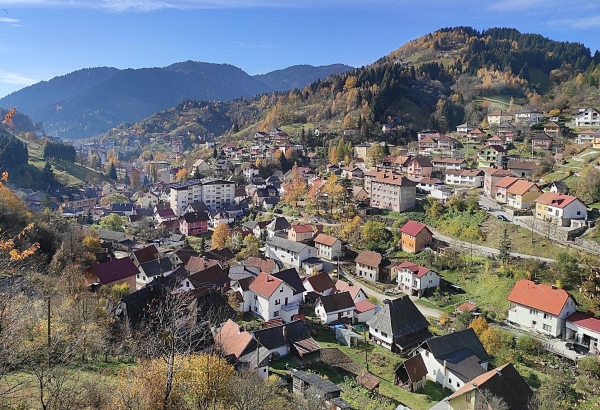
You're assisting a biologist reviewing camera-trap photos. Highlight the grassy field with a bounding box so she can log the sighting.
[472,95,527,110]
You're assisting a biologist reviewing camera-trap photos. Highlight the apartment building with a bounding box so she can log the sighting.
[364,168,416,213]
[170,178,236,216]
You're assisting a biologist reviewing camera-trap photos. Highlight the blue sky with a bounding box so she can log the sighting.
[1,0,600,98]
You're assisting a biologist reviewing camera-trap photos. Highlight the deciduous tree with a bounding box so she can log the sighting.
[212,223,231,250]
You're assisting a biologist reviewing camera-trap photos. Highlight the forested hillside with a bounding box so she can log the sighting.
[115,27,599,146]
[254,64,354,91]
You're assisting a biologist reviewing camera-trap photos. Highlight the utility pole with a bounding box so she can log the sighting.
[364,326,369,372]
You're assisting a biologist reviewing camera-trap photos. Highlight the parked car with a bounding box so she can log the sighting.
[497,215,509,222]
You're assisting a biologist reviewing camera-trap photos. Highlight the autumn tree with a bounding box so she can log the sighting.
[469,316,488,337]
[227,373,286,410]
[175,168,189,183]
[283,178,307,209]
[100,192,129,206]
[131,169,141,189]
[361,220,392,252]
[99,213,127,232]
[575,166,600,203]
[366,144,384,167]
[211,223,231,250]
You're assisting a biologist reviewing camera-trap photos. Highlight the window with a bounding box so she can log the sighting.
[381,332,388,337]
[254,295,258,300]
[280,287,284,292]
[543,324,552,332]
[465,392,472,402]
[275,299,280,305]
[425,351,429,357]
[529,309,539,316]
[449,378,452,384]
[274,311,279,317]
[543,313,549,319]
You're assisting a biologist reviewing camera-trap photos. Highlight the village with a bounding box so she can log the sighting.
[6,104,600,409]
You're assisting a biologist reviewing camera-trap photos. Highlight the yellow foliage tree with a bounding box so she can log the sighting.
[175,168,189,182]
[212,223,231,250]
[479,328,501,356]
[469,315,489,337]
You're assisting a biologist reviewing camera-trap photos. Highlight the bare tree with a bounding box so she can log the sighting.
[226,371,282,410]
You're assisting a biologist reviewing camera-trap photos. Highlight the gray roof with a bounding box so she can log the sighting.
[366,296,430,339]
[268,216,291,232]
[139,257,174,278]
[266,236,310,253]
[318,292,355,313]
[98,229,128,242]
[228,263,260,282]
[423,328,489,364]
[440,352,486,382]
[237,346,270,368]
[292,370,342,395]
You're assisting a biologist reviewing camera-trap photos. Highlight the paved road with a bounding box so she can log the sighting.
[341,269,442,319]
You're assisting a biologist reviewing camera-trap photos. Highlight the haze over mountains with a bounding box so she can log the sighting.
[0,62,353,139]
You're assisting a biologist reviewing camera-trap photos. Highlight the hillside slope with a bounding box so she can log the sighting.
[254,64,354,91]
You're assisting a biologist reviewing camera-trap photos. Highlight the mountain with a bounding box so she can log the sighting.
[0,62,352,140]
[112,27,598,147]
[254,64,354,91]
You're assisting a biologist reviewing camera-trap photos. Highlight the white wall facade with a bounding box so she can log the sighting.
[251,282,296,322]
[266,245,317,269]
[315,301,354,324]
[507,298,576,337]
[368,326,393,350]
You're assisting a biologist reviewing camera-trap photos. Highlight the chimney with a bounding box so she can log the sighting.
[552,284,557,290]
[533,279,540,285]
[266,274,271,282]
[443,359,447,377]
[238,326,243,335]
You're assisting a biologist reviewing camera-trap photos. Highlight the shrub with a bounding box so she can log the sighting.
[516,335,543,355]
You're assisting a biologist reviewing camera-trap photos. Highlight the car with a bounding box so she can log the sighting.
[497,215,509,222]
[566,342,575,351]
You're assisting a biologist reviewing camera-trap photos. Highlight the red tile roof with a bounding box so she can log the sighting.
[400,221,431,237]
[303,272,335,293]
[245,257,278,274]
[495,176,519,189]
[249,272,285,298]
[332,280,363,300]
[507,280,573,316]
[396,261,431,278]
[214,319,253,359]
[566,312,600,333]
[354,300,377,313]
[456,302,478,312]
[506,180,538,196]
[314,234,339,247]
[291,224,314,234]
[535,193,582,209]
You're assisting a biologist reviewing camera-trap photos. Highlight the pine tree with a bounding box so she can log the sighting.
[498,228,512,265]
[42,161,54,184]
[108,162,118,180]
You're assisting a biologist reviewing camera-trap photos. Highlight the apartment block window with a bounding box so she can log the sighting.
[529,309,539,316]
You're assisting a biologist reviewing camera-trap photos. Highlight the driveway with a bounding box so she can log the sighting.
[340,268,442,319]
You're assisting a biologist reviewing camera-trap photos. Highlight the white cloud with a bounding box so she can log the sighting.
[102,0,174,12]
[0,17,19,22]
[554,15,600,29]
[0,70,36,86]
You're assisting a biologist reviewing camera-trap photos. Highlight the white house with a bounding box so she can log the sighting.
[331,280,367,303]
[302,272,335,298]
[507,279,577,338]
[154,208,177,224]
[243,164,260,179]
[231,276,256,313]
[417,328,489,392]
[577,130,596,145]
[566,312,600,354]
[265,237,317,269]
[575,108,600,127]
[138,192,159,208]
[534,192,587,227]
[210,211,235,228]
[394,261,440,298]
[248,272,298,322]
[444,169,484,188]
[314,292,355,324]
[313,234,343,261]
[456,123,475,134]
[514,109,544,125]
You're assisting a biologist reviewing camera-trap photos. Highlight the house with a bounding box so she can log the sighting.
[494,176,519,204]
[178,211,209,236]
[566,312,600,354]
[314,292,356,324]
[416,177,445,193]
[136,257,176,288]
[507,160,537,179]
[331,280,368,304]
[544,121,561,136]
[248,272,298,322]
[483,168,513,198]
[253,320,321,363]
[486,110,513,125]
[265,236,317,269]
[181,264,230,293]
[266,216,291,238]
[214,319,269,379]
[130,244,161,267]
[577,129,596,145]
[418,136,437,153]
[242,164,259,179]
[110,203,135,217]
[477,145,506,168]
[204,247,236,267]
[366,297,432,355]
[531,133,553,150]
[288,224,317,243]
[407,157,434,179]
[485,135,504,146]
[355,250,383,282]
[445,363,533,410]
[399,221,433,254]
[341,166,364,180]
[534,192,587,227]
[444,169,484,188]
[353,299,377,324]
[437,135,457,151]
[575,108,600,127]
[456,302,479,315]
[314,234,343,261]
[549,180,569,194]
[395,354,428,392]
[84,258,139,291]
[302,271,335,299]
[138,192,159,208]
[507,279,577,337]
[466,128,484,142]
[431,158,467,173]
[514,109,544,125]
[363,168,417,213]
[456,123,475,134]
[506,180,542,209]
[352,186,369,202]
[418,328,489,392]
[271,268,306,306]
[155,208,177,224]
[395,261,440,297]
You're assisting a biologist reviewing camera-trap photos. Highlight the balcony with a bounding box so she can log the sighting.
[281,302,299,312]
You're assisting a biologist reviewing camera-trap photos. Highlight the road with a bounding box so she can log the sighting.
[340,268,442,319]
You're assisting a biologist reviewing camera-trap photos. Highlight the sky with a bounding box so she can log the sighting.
[1,0,600,98]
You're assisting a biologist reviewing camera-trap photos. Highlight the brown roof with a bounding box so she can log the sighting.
[507,160,538,170]
[291,224,314,234]
[249,272,285,298]
[314,233,339,247]
[485,168,513,177]
[447,363,533,409]
[87,258,139,285]
[364,169,416,187]
[545,122,560,128]
[431,157,465,164]
[411,157,433,167]
[303,272,335,293]
[214,319,253,360]
[245,257,278,274]
[318,292,355,313]
[468,128,484,135]
[185,256,220,273]
[507,280,573,316]
[506,180,538,196]
[355,250,382,267]
[488,110,511,117]
[132,244,161,265]
[495,176,519,189]
[396,261,431,278]
[456,302,478,312]
[357,371,380,391]
[534,191,559,205]
[397,354,428,384]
